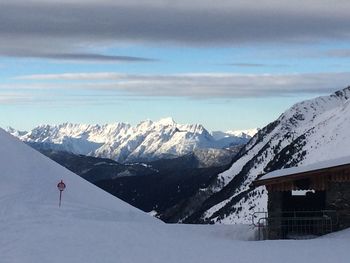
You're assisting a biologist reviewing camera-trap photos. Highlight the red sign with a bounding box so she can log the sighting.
[57,180,66,207]
[57,180,66,191]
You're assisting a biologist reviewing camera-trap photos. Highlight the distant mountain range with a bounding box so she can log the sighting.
[8,118,257,164]
[6,88,350,225]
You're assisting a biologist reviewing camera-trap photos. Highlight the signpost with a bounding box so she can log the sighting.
[57,180,66,207]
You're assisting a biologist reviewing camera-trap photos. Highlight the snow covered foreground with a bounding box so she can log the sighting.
[0,129,349,263]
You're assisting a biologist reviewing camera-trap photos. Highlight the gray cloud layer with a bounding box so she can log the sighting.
[323,49,350,58]
[0,49,158,63]
[1,1,350,59]
[13,72,350,98]
[3,51,156,62]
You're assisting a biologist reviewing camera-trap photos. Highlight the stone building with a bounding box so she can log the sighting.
[253,157,350,239]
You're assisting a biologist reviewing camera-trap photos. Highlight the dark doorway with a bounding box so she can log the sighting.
[282,190,326,212]
[280,190,327,238]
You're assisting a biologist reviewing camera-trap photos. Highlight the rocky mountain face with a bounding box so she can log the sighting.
[34,148,158,183]
[8,118,253,165]
[165,87,350,224]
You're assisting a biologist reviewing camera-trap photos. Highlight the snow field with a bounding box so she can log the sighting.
[1,128,350,263]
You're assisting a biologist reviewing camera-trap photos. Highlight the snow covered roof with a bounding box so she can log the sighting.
[257,155,350,182]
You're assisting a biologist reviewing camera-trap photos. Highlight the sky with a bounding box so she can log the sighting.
[1,0,350,132]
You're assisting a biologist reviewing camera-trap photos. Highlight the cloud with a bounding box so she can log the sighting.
[4,52,156,62]
[15,72,128,81]
[1,1,350,59]
[0,93,34,104]
[224,63,289,68]
[323,49,350,58]
[12,71,350,98]
[225,63,267,67]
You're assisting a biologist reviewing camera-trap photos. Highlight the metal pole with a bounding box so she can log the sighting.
[59,190,62,207]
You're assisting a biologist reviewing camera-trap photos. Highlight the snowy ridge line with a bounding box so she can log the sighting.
[195,87,350,224]
[7,117,254,163]
[197,121,283,220]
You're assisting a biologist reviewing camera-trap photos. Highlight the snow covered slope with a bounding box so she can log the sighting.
[0,128,153,223]
[185,87,350,224]
[1,128,350,263]
[8,118,251,163]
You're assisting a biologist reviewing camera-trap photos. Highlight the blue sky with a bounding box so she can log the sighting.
[1,1,350,131]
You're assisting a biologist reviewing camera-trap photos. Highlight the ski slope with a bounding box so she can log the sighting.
[0,128,349,263]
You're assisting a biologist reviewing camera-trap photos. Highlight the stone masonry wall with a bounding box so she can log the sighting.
[267,191,283,239]
[326,182,350,230]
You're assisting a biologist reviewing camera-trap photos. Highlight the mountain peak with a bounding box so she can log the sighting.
[334,86,350,100]
[156,117,176,126]
[8,118,251,163]
[225,128,258,138]
[136,119,154,129]
[198,86,350,224]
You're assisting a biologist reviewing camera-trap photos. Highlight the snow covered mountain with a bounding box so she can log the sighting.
[212,128,258,141]
[0,127,252,262]
[1,128,350,263]
[8,118,252,163]
[1,127,350,263]
[175,87,350,224]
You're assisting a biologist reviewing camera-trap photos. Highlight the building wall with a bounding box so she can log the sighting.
[326,182,350,230]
